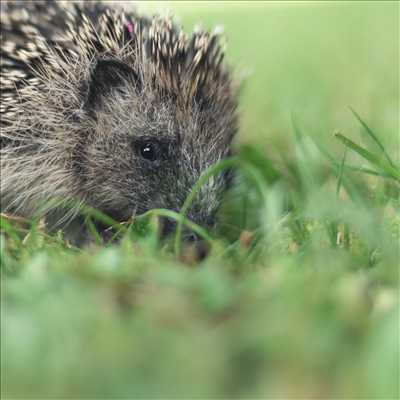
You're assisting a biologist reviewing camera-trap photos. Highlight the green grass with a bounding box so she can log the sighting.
[1,2,399,399]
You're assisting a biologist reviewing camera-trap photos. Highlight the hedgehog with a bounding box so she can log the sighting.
[0,1,238,244]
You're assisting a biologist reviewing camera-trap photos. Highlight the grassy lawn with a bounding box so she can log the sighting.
[1,1,399,398]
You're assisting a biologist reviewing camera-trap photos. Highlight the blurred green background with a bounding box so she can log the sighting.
[1,1,399,399]
[140,1,398,152]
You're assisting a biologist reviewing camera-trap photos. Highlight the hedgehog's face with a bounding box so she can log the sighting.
[78,58,237,238]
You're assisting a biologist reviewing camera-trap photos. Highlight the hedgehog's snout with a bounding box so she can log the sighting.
[158,216,210,261]
[158,215,211,261]
[158,216,199,241]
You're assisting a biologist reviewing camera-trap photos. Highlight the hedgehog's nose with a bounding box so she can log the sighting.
[158,216,200,242]
[160,217,209,255]
[158,216,210,261]
[182,231,200,243]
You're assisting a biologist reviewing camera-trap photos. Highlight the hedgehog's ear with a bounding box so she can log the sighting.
[84,58,141,111]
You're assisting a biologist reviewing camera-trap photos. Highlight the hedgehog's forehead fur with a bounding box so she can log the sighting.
[0,2,238,229]
[59,5,235,115]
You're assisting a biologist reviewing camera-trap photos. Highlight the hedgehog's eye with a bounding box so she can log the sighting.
[139,141,159,162]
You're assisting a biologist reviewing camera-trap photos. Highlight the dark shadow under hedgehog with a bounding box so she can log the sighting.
[0,1,238,244]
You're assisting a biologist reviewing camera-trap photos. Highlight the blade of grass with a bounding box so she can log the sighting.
[311,135,390,178]
[291,112,304,144]
[85,216,103,245]
[334,132,400,181]
[349,106,394,167]
[291,113,318,189]
[343,222,350,249]
[240,144,281,184]
[174,158,239,256]
[174,157,268,256]
[0,215,23,246]
[343,165,391,178]
[309,137,363,202]
[325,220,339,248]
[336,148,348,198]
[79,205,128,235]
[139,208,213,243]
